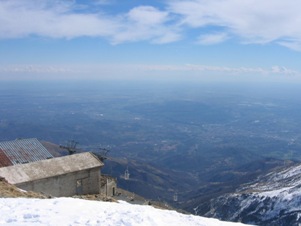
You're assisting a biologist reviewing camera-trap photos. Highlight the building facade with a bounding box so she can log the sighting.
[0,152,103,197]
[100,175,117,197]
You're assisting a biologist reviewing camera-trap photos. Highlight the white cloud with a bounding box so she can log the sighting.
[110,6,180,44]
[127,6,168,26]
[0,63,299,81]
[168,0,301,49]
[152,32,182,44]
[278,40,301,51]
[143,63,299,76]
[1,64,298,75]
[1,0,301,50]
[270,65,297,75]
[197,33,228,45]
[0,1,180,44]
[0,0,117,39]
[0,65,74,73]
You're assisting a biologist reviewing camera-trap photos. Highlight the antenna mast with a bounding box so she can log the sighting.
[124,167,130,180]
[59,140,78,155]
[173,192,178,202]
[92,147,110,162]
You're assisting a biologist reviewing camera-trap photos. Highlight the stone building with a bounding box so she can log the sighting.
[100,175,117,197]
[0,152,103,197]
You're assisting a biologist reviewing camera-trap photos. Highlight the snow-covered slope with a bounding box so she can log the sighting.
[0,197,247,226]
[201,162,301,225]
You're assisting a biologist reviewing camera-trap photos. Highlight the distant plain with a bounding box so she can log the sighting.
[1,80,300,210]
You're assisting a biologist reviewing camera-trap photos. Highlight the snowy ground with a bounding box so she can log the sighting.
[0,197,248,226]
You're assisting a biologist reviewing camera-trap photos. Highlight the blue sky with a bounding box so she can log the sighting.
[0,0,301,81]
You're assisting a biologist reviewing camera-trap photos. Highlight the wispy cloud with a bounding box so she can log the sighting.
[0,0,179,44]
[0,0,117,39]
[0,64,79,80]
[278,40,301,52]
[110,6,180,44]
[196,33,228,45]
[168,0,301,50]
[143,64,299,76]
[0,65,73,73]
[1,0,301,50]
[1,64,298,75]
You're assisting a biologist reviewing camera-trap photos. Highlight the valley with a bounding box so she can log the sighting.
[1,80,301,214]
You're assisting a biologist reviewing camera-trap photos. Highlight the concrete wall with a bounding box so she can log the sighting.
[17,167,101,197]
[100,176,117,197]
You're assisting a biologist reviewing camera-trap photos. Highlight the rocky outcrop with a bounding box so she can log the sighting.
[200,162,301,225]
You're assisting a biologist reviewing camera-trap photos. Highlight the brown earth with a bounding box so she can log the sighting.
[0,177,47,198]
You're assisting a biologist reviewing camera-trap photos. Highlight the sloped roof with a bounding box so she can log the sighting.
[0,152,103,185]
[0,138,53,166]
[0,149,12,167]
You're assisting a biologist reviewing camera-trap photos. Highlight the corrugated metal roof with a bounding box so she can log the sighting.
[0,149,12,167]
[0,138,53,166]
[0,152,103,185]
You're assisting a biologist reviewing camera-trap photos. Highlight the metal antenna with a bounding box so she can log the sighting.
[59,140,78,155]
[92,147,110,162]
[124,167,130,180]
[173,192,178,202]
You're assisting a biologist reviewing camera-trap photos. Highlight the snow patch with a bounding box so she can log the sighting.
[0,198,247,226]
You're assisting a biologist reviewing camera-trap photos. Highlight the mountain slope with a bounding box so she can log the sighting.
[0,197,248,226]
[102,157,196,203]
[202,161,301,225]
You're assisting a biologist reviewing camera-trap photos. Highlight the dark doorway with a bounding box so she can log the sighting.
[76,179,83,195]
